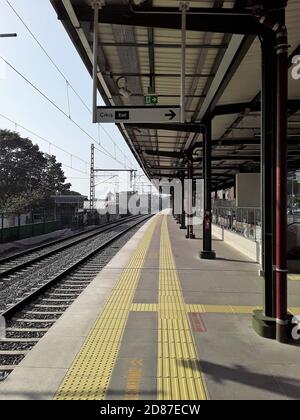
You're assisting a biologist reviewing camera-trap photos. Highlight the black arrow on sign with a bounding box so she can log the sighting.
[165,110,176,120]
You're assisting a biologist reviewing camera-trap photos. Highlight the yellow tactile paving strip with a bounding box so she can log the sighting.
[157,216,207,400]
[53,212,300,401]
[131,303,158,312]
[54,217,158,400]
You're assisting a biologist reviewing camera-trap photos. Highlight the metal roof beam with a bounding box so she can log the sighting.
[198,155,261,161]
[184,33,255,151]
[146,162,253,169]
[98,42,228,49]
[214,100,300,116]
[127,123,202,133]
[62,4,265,36]
[213,137,300,145]
[145,151,182,158]
[220,43,300,138]
[214,102,259,116]
[149,170,241,175]
[143,137,300,152]
[196,35,255,122]
[129,94,206,99]
[103,72,214,78]
[148,153,300,162]
[148,155,262,162]
[145,138,300,147]
[149,167,187,171]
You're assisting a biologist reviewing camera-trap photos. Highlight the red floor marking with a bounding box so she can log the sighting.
[189,313,207,333]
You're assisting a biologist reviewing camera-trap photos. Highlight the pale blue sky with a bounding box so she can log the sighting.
[0,0,145,197]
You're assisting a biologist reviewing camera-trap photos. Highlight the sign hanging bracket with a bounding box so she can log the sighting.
[92,0,104,123]
[179,1,189,124]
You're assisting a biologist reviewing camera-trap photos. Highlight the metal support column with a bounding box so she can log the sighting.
[261,34,277,318]
[275,26,289,343]
[180,175,186,229]
[186,158,195,239]
[201,119,216,259]
[149,184,153,215]
[90,144,95,210]
[116,191,120,218]
[148,193,151,215]
[171,186,175,218]
[172,182,176,220]
[159,186,163,213]
[173,178,179,223]
[252,9,291,341]
[148,186,151,215]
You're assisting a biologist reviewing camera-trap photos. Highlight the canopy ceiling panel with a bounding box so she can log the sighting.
[217,39,261,106]
[50,0,300,186]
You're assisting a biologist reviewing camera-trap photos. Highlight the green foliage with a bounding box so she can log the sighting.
[3,190,45,214]
[0,129,72,213]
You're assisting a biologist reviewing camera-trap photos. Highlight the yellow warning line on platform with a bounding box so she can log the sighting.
[187,304,260,314]
[131,303,300,315]
[54,216,158,401]
[157,216,207,401]
[288,274,300,281]
[187,304,300,314]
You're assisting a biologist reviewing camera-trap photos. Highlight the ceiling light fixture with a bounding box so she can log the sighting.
[116,76,132,98]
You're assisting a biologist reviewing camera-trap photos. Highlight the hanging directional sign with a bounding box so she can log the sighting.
[96,106,181,124]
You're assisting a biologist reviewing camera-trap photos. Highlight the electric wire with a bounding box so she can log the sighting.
[0,112,89,175]
[4,0,138,171]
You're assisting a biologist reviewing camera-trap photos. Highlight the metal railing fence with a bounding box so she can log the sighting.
[212,206,261,242]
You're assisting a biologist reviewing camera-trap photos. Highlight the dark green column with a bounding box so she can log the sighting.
[200,119,216,259]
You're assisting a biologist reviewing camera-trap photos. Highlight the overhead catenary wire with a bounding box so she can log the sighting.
[5,0,91,114]
[0,56,94,140]
[95,175,119,187]
[66,81,71,119]
[0,112,89,175]
[0,55,137,171]
[4,0,138,171]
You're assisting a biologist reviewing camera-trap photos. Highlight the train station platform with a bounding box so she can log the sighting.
[1,213,300,400]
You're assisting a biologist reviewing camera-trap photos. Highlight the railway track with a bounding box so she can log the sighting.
[0,214,152,381]
[0,215,139,279]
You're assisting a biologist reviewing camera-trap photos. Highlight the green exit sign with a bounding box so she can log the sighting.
[144,95,158,105]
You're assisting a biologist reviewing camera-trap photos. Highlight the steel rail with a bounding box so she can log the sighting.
[1,215,152,319]
[0,215,140,280]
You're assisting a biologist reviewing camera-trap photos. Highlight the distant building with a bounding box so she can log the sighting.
[51,195,87,206]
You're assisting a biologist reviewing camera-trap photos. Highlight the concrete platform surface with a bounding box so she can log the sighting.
[1,213,300,400]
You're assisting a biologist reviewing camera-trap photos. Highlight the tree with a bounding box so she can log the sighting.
[41,154,71,196]
[0,129,72,213]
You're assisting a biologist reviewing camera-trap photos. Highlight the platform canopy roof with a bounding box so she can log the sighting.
[51,0,300,190]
